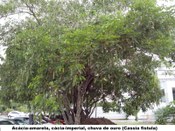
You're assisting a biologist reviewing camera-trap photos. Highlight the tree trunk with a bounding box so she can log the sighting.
[61,66,94,124]
[60,94,74,124]
[74,86,82,124]
[74,68,94,124]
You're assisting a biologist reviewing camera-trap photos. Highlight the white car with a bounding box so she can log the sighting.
[8,111,28,118]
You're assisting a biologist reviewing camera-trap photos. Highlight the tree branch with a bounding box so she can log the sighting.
[24,3,41,25]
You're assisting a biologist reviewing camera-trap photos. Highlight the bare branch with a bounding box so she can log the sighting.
[24,3,41,25]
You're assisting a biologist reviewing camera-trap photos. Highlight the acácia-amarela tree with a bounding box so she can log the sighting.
[0,0,175,124]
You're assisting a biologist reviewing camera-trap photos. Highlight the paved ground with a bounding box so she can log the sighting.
[111,119,155,125]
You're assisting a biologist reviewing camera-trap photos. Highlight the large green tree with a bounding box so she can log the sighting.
[0,0,175,124]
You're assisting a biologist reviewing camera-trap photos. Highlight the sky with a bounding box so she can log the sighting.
[0,46,5,64]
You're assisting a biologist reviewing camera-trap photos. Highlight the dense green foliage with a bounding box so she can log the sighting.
[155,101,175,125]
[0,100,29,113]
[0,0,175,124]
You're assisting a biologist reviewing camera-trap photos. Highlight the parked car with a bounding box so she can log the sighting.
[11,116,29,124]
[41,114,65,125]
[8,111,27,118]
[0,118,15,125]
[10,118,28,125]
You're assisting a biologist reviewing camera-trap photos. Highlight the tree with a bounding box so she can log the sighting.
[0,0,175,124]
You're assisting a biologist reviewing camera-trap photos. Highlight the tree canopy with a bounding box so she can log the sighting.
[0,0,175,124]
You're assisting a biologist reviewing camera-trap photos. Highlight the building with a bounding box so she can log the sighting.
[156,66,175,105]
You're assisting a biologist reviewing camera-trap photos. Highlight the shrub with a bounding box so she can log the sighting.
[155,101,175,124]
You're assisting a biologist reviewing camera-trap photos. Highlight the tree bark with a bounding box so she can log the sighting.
[74,86,82,124]
[60,93,74,124]
[74,72,94,124]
